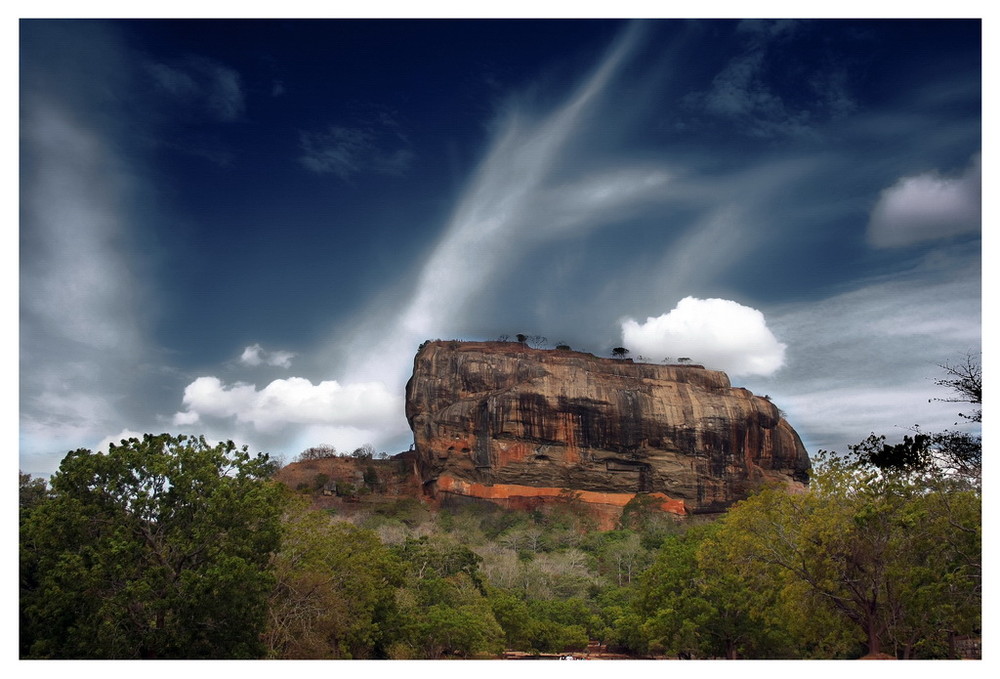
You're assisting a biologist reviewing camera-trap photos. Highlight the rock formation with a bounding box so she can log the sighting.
[405,340,810,527]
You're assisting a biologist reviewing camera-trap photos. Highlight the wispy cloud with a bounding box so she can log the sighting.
[239,343,296,368]
[685,19,856,138]
[867,153,981,248]
[299,113,414,180]
[742,252,981,453]
[20,98,155,474]
[336,24,654,389]
[146,57,245,122]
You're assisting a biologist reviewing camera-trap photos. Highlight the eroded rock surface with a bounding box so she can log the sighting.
[405,341,810,525]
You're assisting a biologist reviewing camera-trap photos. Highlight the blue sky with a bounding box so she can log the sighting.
[19,17,982,478]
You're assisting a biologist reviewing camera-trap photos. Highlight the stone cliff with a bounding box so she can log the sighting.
[405,340,810,527]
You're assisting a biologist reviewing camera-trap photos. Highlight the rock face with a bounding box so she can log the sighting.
[405,341,810,526]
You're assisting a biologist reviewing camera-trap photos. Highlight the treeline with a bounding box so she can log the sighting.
[20,434,980,659]
[19,354,981,659]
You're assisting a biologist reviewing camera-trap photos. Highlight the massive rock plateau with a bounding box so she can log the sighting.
[405,341,810,527]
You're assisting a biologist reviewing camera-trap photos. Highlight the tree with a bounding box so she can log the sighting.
[931,352,981,423]
[635,524,773,658]
[263,500,403,658]
[389,535,503,657]
[713,453,980,658]
[351,443,376,459]
[848,432,980,487]
[296,444,337,461]
[611,347,630,359]
[19,471,49,521]
[848,356,982,486]
[20,434,287,659]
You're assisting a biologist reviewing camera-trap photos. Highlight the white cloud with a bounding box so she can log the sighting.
[867,153,981,248]
[239,343,295,368]
[172,410,201,426]
[174,376,403,434]
[620,297,786,376]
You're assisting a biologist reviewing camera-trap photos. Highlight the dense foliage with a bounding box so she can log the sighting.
[20,359,980,658]
[20,435,286,658]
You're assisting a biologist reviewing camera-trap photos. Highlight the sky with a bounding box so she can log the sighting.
[19,17,983,479]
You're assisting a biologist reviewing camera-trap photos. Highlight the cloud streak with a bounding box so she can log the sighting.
[340,24,660,385]
[146,57,245,122]
[299,114,415,180]
[742,252,981,453]
[20,92,153,475]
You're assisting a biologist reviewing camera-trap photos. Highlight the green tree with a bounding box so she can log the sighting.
[20,434,287,659]
[714,453,980,658]
[390,571,504,658]
[582,530,651,587]
[487,586,534,650]
[263,500,404,658]
[19,471,49,526]
[632,523,795,658]
[363,464,381,491]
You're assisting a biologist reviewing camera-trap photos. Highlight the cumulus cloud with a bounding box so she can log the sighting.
[173,376,402,433]
[620,297,786,376]
[239,343,295,368]
[867,154,981,248]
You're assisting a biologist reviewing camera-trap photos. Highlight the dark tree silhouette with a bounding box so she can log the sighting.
[931,352,981,423]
